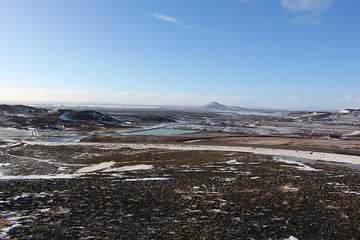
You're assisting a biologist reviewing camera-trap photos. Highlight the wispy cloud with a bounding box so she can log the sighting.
[339,95,360,103]
[238,0,260,7]
[153,12,179,24]
[283,96,299,101]
[152,12,190,29]
[280,0,334,25]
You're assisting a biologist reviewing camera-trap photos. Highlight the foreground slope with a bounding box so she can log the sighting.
[0,142,359,239]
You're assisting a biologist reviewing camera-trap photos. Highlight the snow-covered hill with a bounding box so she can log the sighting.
[200,102,228,111]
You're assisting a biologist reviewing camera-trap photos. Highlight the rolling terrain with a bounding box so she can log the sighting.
[0,103,359,239]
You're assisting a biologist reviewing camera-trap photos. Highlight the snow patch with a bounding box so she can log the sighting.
[284,236,299,240]
[76,161,116,173]
[103,164,154,172]
[0,174,81,180]
[184,139,203,143]
[342,190,360,195]
[209,209,228,214]
[124,177,171,181]
[12,193,31,201]
[226,159,242,165]
[250,176,260,180]
[0,224,22,239]
[0,212,32,239]
[38,208,51,213]
[225,178,236,182]
[57,166,68,171]
[346,130,360,136]
[339,109,350,114]
[178,169,205,172]
[274,157,320,172]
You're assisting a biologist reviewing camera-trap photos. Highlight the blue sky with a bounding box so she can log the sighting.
[0,0,359,109]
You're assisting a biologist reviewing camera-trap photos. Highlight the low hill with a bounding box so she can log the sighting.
[0,104,47,114]
[200,102,228,111]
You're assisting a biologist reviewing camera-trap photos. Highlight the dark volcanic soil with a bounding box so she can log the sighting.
[1,144,360,239]
[81,134,360,156]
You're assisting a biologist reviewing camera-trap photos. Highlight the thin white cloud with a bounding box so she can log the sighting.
[152,12,190,29]
[281,0,333,12]
[339,95,360,103]
[280,0,334,25]
[283,96,299,101]
[153,12,179,24]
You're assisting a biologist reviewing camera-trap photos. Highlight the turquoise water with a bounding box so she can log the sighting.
[45,136,83,142]
[126,128,195,136]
